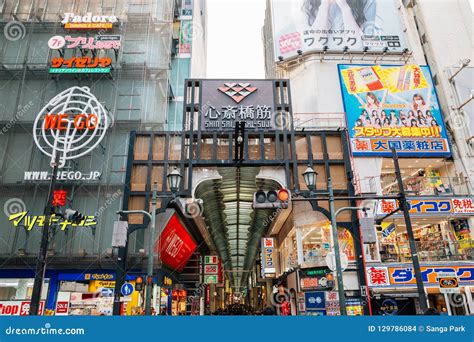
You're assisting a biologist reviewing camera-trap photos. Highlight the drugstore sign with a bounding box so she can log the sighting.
[366,265,474,287]
[261,238,277,276]
[376,197,474,217]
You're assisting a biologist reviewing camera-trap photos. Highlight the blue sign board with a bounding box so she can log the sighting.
[101,288,114,297]
[121,283,134,296]
[304,292,325,312]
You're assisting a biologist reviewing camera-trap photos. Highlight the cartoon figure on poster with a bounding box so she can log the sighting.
[338,64,451,156]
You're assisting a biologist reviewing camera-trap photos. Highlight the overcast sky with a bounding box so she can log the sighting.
[206,0,266,78]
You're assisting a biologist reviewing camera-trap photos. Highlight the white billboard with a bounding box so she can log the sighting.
[271,0,409,60]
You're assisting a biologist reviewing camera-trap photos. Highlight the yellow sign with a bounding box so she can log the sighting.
[163,276,172,286]
[340,65,428,95]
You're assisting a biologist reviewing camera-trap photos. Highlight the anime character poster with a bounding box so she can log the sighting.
[338,64,451,157]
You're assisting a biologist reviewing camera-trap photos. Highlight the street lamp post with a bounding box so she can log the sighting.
[112,168,183,316]
[302,167,348,315]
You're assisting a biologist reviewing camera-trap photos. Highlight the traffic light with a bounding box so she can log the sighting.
[135,276,144,291]
[64,209,85,224]
[253,189,290,209]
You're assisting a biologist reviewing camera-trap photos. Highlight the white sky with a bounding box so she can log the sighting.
[206,0,266,78]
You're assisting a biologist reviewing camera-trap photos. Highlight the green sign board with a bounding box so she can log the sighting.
[204,275,218,284]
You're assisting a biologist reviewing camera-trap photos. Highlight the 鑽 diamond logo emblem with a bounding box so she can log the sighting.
[218,83,258,103]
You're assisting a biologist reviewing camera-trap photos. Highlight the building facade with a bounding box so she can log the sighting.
[262,0,473,315]
[0,0,206,315]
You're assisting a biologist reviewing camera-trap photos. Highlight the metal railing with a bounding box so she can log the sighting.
[381,176,472,196]
[294,112,346,130]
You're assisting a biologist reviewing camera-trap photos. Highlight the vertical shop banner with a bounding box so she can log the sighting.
[271,0,408,60]
[155,214,197,272]
[179,21,192,56]
[338,64,451,157]
[261,238,277,276]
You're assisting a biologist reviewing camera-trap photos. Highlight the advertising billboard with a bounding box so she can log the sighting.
[155,214,197,272]
[338,64,451,157]
[271,0,408,60]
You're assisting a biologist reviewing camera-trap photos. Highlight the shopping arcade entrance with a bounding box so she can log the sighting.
[122,79,366,306]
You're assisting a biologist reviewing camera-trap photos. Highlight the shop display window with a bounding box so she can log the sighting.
[378,219,473,263]
[280,223,356,269]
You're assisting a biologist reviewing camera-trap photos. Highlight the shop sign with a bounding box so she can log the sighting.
[338,64,450,157]
[366,265,474,287]
[200,80,276,131]
[0,301,44,316]
[62,12,118,29]
[438,272,460,294]
[204,275,218,284]
[261,238,277,276]
[155,214,197,272]
[325,291,340,316]
[55,301,69,314]
[49,57,112,74]
[205,255,219,264]
[85,273,114,281]
[52,190,68,206]
[366,267,390,287]
[204,265,218,274]
[9,211,97,231]
[90,280,115,288]
[48,35,121,50]
[304,292,326,315]
[33,86,109,169]
[299,267,334,291]
[163,276,173,286]
[376,198,474,216]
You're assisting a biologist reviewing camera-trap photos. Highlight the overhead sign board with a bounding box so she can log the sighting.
[200,80,277,131]
[376,198,474,217]
[367,265,474,287]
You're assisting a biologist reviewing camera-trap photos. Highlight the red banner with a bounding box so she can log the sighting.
[155,214,196,272]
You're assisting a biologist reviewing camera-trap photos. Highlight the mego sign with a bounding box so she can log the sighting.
[33,86,109,168]
[43,114,99,131]
[62,12,118,29]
